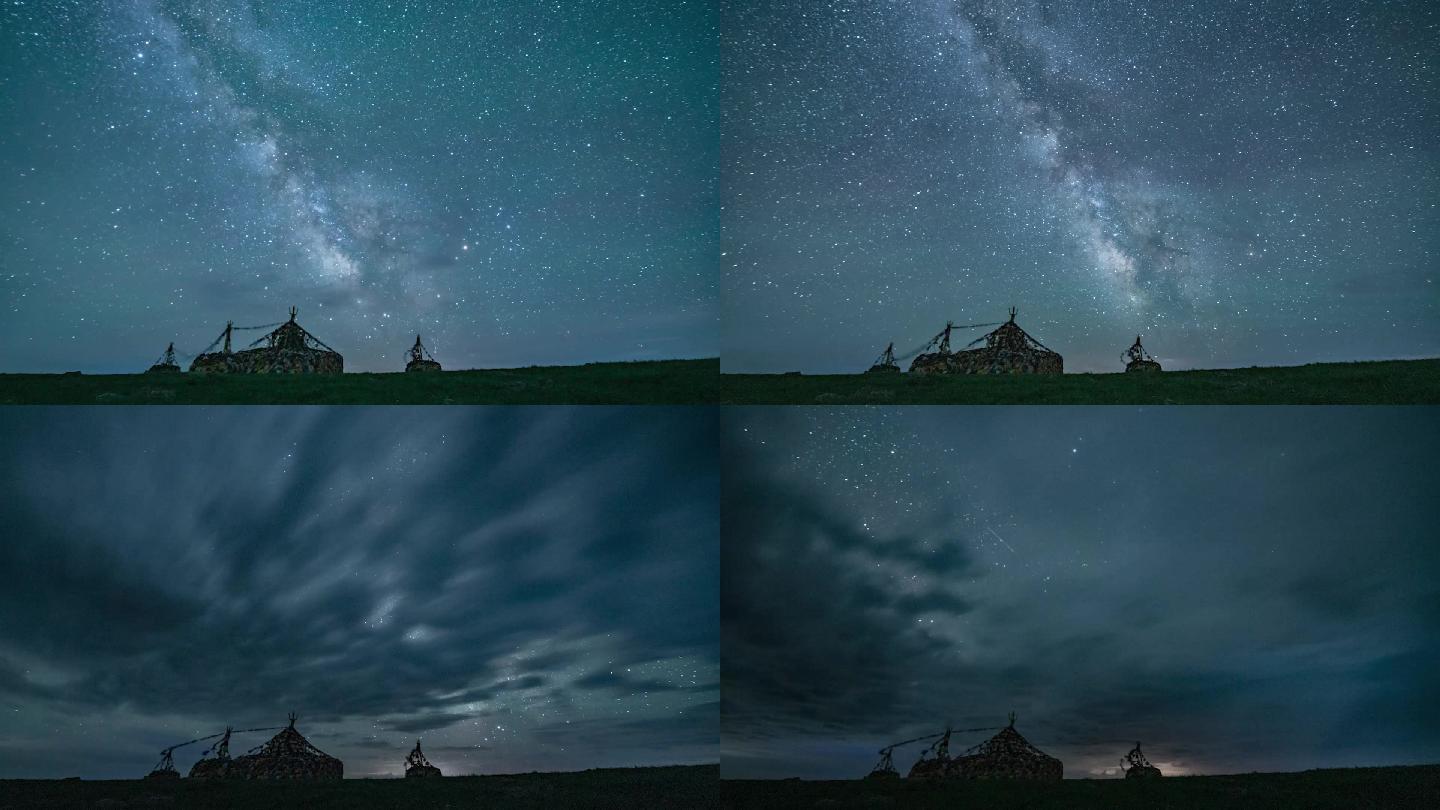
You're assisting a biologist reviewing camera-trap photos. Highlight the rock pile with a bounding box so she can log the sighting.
[910,310,1062,375]
[1123,335,1161,372]
[866,343,901,374]
[404,739,442,778]
[146,343,181,374]
[907,715,1061,781]
[950,723,1062,780]
[1121,741,1162,778]
[404,335,442,372]
[190,308,343,375]
[199,716,342,780]
[188,758,231,779]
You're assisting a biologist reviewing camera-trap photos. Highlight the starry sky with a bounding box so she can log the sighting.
[0,407,718,779]
[0,0,716,373]
[722,407,1440,779]
[722,0,1440,373]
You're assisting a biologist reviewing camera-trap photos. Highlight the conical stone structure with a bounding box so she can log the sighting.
[404,739,442,778]
[404,335,442,372]
[146,342,181,374]
[1121,741,1162,778]
[1123,335,1161,372]
[908,715,1062,781]
[220,715,342,780]
[951,717,1062,780]
[190,308,343,374]
[910,309,1062,375]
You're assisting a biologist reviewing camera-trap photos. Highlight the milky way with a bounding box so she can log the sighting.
[1,0,716,372]
[723,0,1439,372]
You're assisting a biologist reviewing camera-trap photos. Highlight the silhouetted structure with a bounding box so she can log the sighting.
[1121,741,1162,778]
[910,309,1062,375]
[907,728,955,780]
[188,727,233,779]
[1124,335,1161,372]
[907,714,1062,781]
[146,342,180,374]
[405,335,442,372]
[405,739,442,778]
[866,342,901,374]
[184,714,342,780]
[224,714,342,780]
[144,749,180,780]
[190,308,343,374]
[868,731,949,780]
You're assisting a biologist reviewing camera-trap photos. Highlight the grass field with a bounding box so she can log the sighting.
[0,764,718,809]
[719,358,1440,404]
[0,359,717,405]
[720,764,1440,809]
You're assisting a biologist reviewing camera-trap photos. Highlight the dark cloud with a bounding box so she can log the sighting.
[0,407,718,778]
[575,670,689,695]
[721,408,1440,778]
[383,712,473,734]
[722,432,984,753]
[531,705,720,754]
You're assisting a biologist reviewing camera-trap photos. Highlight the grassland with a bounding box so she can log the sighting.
[721,764,1440,809]
[0,359,717,405]
[719,358,1440,404]
[0,764,717,809]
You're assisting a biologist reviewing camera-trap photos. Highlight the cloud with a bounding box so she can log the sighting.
[0,407,718,778]
[574,670,688,694]
[384,712,472,734]
[721,408,1440,778]
[722,430,982,747]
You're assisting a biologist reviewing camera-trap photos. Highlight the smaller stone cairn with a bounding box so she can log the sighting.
[866,342,901,374]
[1121,741,1162,778]
[145,342,181,374]
[405,334,442,372]
[405,739,443,778]
[1123,335,1162,372]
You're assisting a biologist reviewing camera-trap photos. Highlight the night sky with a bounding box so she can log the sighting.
[722,0,1440,373]
[0,0,715,373]
[0,407,718,779]
[722,408,1440,778]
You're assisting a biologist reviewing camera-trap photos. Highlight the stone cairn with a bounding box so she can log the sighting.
[404,739,443,778]
[405,334,442,372]
[145,342,181,374]
[1121,741,1162,778]
[905,728,955,781]
[909,309,1063,375]
[144,748,180,780]
[190,307,343,374]
[867,731,946,780]
[865,342,901,374]
[903,714,1062,781]
[187,715,342,780]
[1123,335,1162,372]
[187,727,234,779]
[227,714,343,780]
